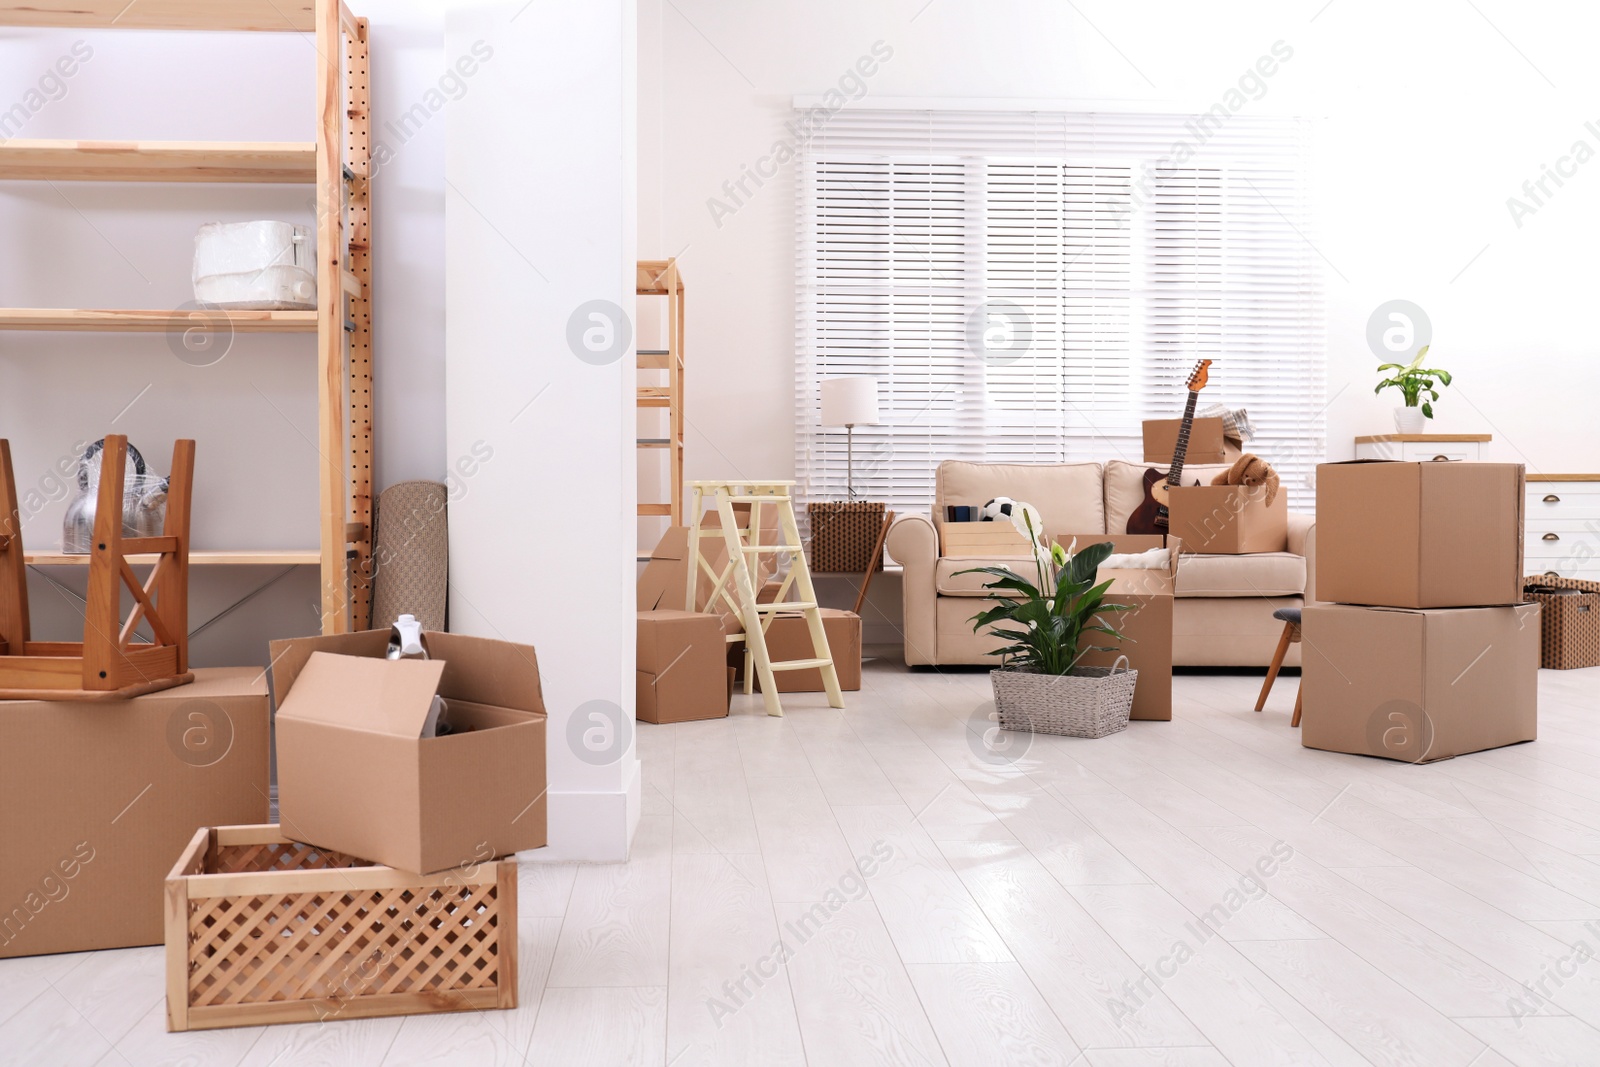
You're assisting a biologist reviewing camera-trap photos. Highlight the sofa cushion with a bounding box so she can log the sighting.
[936,461,1104,538]
[935,556,1042,596]
[1176,552,1306,597]
[1103,459,1234,536]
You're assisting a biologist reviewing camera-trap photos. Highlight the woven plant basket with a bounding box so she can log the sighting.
[990,658,1138,739]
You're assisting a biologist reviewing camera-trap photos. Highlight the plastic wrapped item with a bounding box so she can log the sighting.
[1195,403,1256,444]
[61,439,169,554]
[192,221,317,310]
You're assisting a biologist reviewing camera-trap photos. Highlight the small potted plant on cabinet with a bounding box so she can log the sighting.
[1376,345,1452,434]
[959,504,1136,739]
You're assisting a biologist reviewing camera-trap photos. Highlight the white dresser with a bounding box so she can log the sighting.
[1353,433,1490,462]
[1526,475,1600,581]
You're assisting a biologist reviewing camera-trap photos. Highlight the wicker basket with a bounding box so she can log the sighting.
[1524,575,1600,670]
[807,500,886,574]
[991,659,1138,739]
[165,824,516,1032]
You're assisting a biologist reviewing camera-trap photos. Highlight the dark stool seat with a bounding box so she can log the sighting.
[1257,608,1303,726]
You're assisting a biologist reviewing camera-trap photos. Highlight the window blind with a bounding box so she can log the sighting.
[795,108,1323,521]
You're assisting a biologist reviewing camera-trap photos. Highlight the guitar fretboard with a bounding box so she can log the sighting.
[1166,389,1201,488]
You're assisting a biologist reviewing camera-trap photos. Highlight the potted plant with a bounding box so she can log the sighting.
[1375,345,1452,434]
[958,504,1136,739]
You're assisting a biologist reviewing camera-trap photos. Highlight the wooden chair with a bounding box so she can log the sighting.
[0,435,195,700]
[1255,606,1302,726]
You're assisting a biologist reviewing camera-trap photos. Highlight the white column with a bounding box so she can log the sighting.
[446,0,639,861]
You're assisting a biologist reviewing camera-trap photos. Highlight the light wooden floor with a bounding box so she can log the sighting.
[5,650,1600,1066]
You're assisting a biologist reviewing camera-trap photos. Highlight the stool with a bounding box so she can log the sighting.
[1255,606,1302,727]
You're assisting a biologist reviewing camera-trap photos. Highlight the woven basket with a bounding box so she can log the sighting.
[991,659,1138,739]
[807,500,886,574]
[1524,575,1600,670]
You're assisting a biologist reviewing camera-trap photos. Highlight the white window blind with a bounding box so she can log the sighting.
[795,108,1323,520]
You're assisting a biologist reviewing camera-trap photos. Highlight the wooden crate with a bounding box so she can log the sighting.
[939,520,1033,556]
[165,824,516,1032]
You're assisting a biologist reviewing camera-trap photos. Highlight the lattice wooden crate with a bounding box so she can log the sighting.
[165,824,517,1032]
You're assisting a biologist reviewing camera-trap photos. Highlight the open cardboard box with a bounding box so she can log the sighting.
[1165,483,1288,554]
[1144,417,1227,466]
[1053,533,1178,721]
[1317,460,1525,608]
[268,629,547,875]
[638,504,780,615]
[1300,602,1539,762]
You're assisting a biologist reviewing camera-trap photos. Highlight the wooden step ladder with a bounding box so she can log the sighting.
[636,259,684,523]
[687,480,844,717]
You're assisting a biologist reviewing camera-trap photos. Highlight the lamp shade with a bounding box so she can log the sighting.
[819,377,881,427]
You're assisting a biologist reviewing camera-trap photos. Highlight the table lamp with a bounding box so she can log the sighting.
[820,377,881,498]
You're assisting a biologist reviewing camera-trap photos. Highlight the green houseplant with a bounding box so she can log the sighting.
[1375,345,1452,433]
[957,505,1137,738]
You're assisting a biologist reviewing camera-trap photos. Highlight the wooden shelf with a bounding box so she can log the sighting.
[0,0,315,31]
[0,140,316,183]
[1528,474,1600,482]
[1354,434,1492,444]
[0,309,318,332]
[25,549,318,567]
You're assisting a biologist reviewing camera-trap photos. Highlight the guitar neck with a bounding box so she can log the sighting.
[1166,389,1201,487]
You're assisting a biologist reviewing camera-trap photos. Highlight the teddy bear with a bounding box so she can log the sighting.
[1210,453,1280,506]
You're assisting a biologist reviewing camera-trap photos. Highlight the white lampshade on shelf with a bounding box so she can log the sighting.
[819,377,881,498]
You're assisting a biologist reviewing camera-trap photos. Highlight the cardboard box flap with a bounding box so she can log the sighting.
[275,652,445,738]
[1051,533,1179,596]
[269,629,392,707]
[422,630,545,714]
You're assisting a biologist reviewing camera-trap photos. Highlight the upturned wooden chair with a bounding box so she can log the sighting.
[0,434,195,700]
[1254,606,1302,726]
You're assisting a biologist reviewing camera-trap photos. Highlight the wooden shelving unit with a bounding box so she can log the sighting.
[636,259,684,523]
[0,0,373,634]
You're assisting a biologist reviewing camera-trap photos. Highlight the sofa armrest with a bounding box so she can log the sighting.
[1288,511,1317,603]
[886,515,940,665]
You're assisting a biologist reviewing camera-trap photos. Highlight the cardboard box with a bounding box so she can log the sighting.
[738,608,863,693]
[0,668,269,959]
[1300,603,1539,762]
[1058,534,1177,721]
[269,629,548,875]
[638,505,781,614]
[1165,484,1288,554]
[1143,417,1227,465]
[1317,461,1525,608]
[636,610,731,723]
[940,521,1033,556]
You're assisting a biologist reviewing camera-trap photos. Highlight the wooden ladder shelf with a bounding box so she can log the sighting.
[0,435,195,700]
[688,480,844,717]
[636,259,685,523]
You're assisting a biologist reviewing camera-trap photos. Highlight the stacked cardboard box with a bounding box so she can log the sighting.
[1304,461,1539,762]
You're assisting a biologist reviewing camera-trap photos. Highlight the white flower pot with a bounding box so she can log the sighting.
[1393,406,1427,434]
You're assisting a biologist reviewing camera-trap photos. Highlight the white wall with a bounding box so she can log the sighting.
[0,4,450,664]
[638,0,1600,636]
[447,0,640,861]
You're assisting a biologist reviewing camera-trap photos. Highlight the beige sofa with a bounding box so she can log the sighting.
[885,460,1317,668]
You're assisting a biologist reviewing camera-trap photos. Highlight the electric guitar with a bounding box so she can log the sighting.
[1126,359,1213,535]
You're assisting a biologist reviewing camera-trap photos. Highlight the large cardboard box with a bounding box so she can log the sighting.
[637,610,730,723]
[1165,484,1288,554]
[1143,417,1227,466]
[0,668,269,959]
[1057,534,1178,721]
[1300,603,1539,762]
[739,608,863,693]
[269,629,547,875]
[1317,461,1525,608]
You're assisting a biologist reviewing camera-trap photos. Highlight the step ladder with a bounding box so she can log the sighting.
[687,480,844,717]
[636,259,684,523]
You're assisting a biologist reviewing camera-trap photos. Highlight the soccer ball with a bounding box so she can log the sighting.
[980,497,1016,522]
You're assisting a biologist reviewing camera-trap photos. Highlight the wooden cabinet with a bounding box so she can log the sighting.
[1526,476,1600,581]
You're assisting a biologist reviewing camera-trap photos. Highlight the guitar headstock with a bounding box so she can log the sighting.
[1186,359,1213,393]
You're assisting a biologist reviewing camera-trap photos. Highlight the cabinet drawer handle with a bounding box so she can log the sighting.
[1431,454,1451,462]
[1544,494,1561,503]
[1543,533,1561,541]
